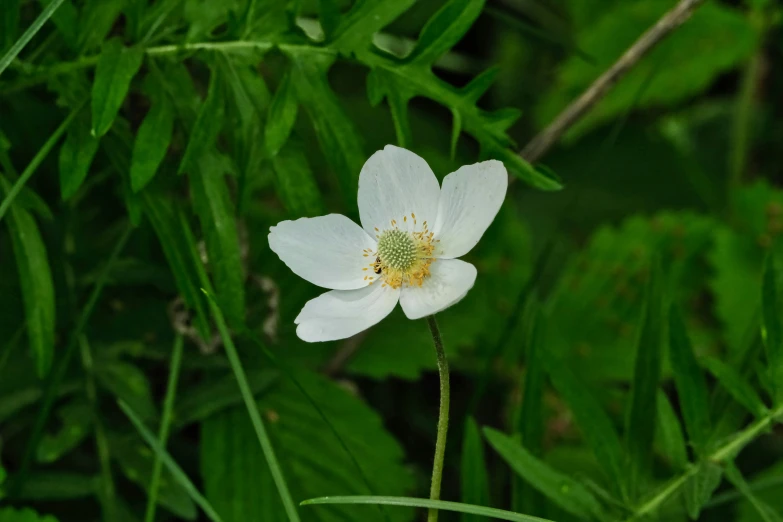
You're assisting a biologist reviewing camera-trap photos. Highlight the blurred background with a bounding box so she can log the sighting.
[1,0,782,521]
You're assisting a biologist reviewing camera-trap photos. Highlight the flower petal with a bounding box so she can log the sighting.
[295,284,401,342]
[358,145,441,236]
[399,259,477,320]
[432,160,507,259]
[268,214,377,290]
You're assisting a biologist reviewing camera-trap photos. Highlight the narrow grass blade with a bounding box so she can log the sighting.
[144,334,184,522]
[762,254,783,405]
[118,400,224,522]
[301,496,555,522]
[0,0,66,78]
[461,417,490,522]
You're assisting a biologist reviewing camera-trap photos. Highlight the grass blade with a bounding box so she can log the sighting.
[144,334,184,522]
[762,254,783,405]
[301,496,555,522]
[118,400,224,522]
[0,0,66,78]
[461,417,490,522]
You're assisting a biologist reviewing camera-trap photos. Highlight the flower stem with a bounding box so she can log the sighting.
[426,315,450,522]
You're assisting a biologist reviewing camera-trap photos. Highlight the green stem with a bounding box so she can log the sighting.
[144,334,184,522]
[426,315,450,522]
[0,0,67,78]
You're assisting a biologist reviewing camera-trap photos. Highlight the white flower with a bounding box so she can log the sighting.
[268,145,508,342]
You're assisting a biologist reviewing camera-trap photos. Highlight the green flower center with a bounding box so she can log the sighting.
[377,229,417,271]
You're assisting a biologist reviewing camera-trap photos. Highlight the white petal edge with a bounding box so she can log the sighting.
[357,145,441,237]
[399,259,477,320]
[431,160,508,259]
[295,284,401,342]
[268,214,377,290]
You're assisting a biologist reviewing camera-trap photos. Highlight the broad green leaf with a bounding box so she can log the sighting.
[17,473,96,501]
[286,51,364,209]
[626,261,665,497]
[702,357,768,417]
[484,427,606,520]
[130,97,173,192]
[91,38,144,137]
[178,67,225,175]
[301,496,554,522]
[318,0,341,40]
[272,139,324,217]
[726,463,783,522]
[406,0,485,66]
[461,417,490,522]
[537,1,757,139]
[189,154,246,328]
[1,176,55,378]
[762,254,783,405]
[95,359,158,423]
[109,434,197,520]
[36,400,92,463]
[544,354,626,500]
[76,0,125,52]
[684,462,722,520]
[0,507,59,522]
[669,306,711,455]
[265,70,298,158]
[655,392,687,471]
[58,114,99,200]
[201,371,414,522]
[329,0,417,55]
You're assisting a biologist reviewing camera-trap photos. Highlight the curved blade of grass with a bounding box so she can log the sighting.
[144,334,184,522]
[0,0,66,78]
[118,400,224,522]
[301,496,554,522]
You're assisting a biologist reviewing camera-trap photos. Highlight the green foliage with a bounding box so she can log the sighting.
[460,417,490,522]
[91,39,144,137]
[0,508,58,522]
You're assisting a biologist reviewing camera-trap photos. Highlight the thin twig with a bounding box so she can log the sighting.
[520,0,707,163]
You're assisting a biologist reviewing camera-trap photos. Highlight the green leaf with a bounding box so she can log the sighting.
[96,360,158,423]
[407,0,485,66]
[0,0,19,51]
[655,392,687,471]
[178,67,225,175]
[736,461,783,522]
[271,139,324,217]
[17,473,96,501]
[318,0,341,40]
[461,417,490,522]
[76,0,125,52]
[286,51,364,209]
[0,0,65,78]
[537,0,758,139]
[684,462,723,520]
[726,463,783,522]
[37,0,78,49]
[130,97,173,192]
[1,176,55,378]
[189,155,246,328]
[329,0,417,55]
[58,114,99,200]
[301,496,554,522]
[201,371,414,522]
[265,70,298,158]
[36,400,92,463]
[702,356,768,417]
[762,254,783,405]
[668,305,712,455]
[0,507,59,522]
[544,354,626,500]
[484,427,606,520]
[91,38,144,137]
[626,261,665,497]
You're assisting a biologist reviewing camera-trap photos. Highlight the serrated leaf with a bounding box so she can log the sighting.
[130,97,173,192]
[201,371,413,522]
[272,139,324,217]
[655,392,687,470]
[59,115,99,200]
[189,154,246,328]
[537,1,758,139]
[109,434,198,520]
[461,417,490,522]
[684,462,722,520]
[703,357,768,417]
[178,67,225,175]
[407,0,485,66]
[669,305,712,455]
[329,0,417,55]
[91,38,144,137]
[1,175,55,378]
[484,427,605,520]
[265,70,298,158]
[626,261,665,497]
[0,507,59,522]
[762,254,783,405]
